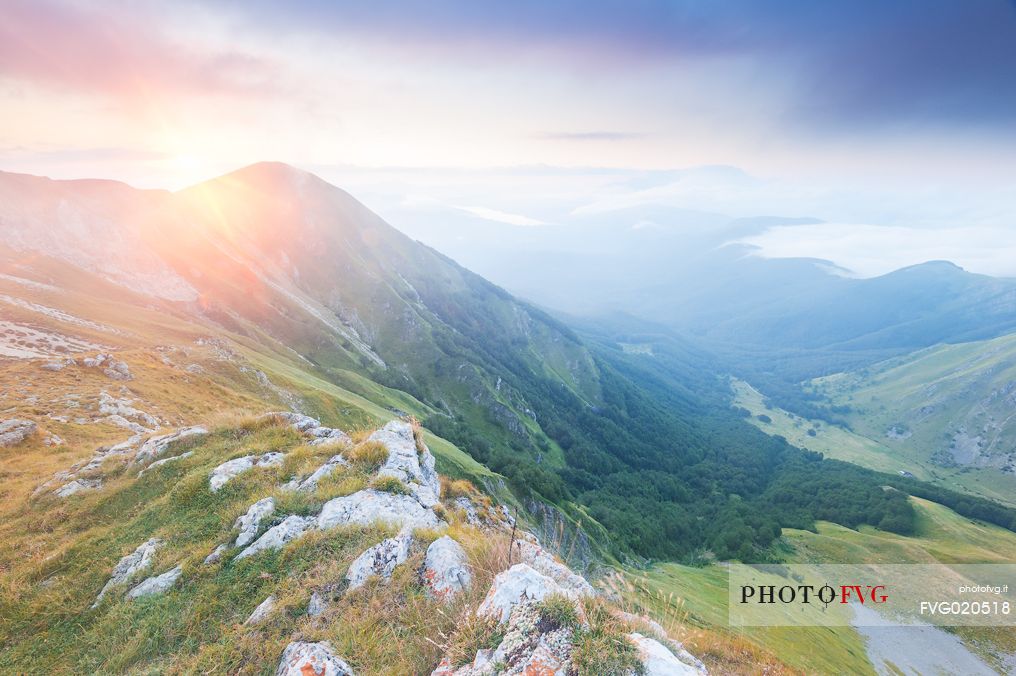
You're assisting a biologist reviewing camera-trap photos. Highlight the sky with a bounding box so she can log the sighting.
[3,0,1016,277]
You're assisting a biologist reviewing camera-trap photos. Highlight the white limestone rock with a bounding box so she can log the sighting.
[54,478,102,497]
[245,594,276,625]
[476,564,578,624]
[369,420,440,507]
[629,633,706,675]
[421,536,472,601]
[138,451,193,476]
[92,537,162,607]
[516,540,595,597]
[126,565,182,599]
[318,489,444,531]
[234,497,276,548]
[235,515,316,561]
[276,641,355,676]
[295,454,349,492]
[345,533,412,590]
[209,451,284,491]
[0,418,36,446]
[133,426,207,465]
[203,544,228,565]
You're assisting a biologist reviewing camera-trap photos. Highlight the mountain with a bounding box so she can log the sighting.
[4,163,1016,673]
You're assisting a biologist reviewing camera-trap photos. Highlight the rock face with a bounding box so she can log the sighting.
[234,497,276,548]
[209,451,285,492]
[476,563,581,624]
[0,418,36,446]
[421,536,472,601]
[516,540,595,597]
[127,565,182,599]
[318,489,444,531]
[345,534,412,590]
[276,641,355,676]
[295,454,349,492]
[93,537,162,607]
[246,595,276,625]
[133,426,208,465]
[235,515,316,560]
[369,421,440,507]
[630,633,705,675]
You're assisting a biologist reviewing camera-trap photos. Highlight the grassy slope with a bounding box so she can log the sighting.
[625,497,1016,675]
[733,376,1016,508]
[810,333,1016,507]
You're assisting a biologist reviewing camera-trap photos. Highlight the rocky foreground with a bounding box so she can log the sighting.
[9,411,705,675]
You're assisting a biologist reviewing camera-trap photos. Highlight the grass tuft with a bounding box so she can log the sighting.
[345,441,389,472]
[536,592,581,632]
[369,475,410,496]
[570,596,645,676]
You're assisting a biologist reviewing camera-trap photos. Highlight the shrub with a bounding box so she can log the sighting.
[346,440,389,471]
[370,475,410,496]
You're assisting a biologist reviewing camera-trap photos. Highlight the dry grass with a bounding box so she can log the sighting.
[440,477,476,499]
[570,596,645,675]
[369,475,410,496]
[345,441,389,471]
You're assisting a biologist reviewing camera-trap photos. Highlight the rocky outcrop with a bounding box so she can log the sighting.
[318,489,444,531]
[515,540,595,597]
[293,454,349,492]
[138,451,193,476]
[83,353,132,380]
[203,544,228,565]
[276,641,355,676]
[369,421,440,508]
[209,451,285,492]
[345,533,412,590]
[92,537,162,607]
[246,595,276,625]
[127,565,182,600]
[630,633,705,675]
[273,412,352,447]
[476,563,581,624]
[0,418,36,446]
[235,515,316,561]
[133,426,208,465]
[421,536,472,601]
[234,497,276,548]
[54,478,101,497]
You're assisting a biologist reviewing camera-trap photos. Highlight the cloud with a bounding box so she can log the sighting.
[739,223,1016,278]
[536,131,646,142]
[0,0,278,99]
[452,205,547,227]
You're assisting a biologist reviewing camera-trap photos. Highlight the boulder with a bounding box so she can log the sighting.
[453,497,481,526]
[276,641,355,676]
[421,536,472,600]
[295,454,349,492]
[234,497,276,548]
[318,490,444,531]
[307,426,352,447]
[369,421,440,507]
[92,537,162,607]
[0,418,36,447]
[345,533,412,590]
[235,515,316,561]
[629,633,706,675]
[133,426,207,465]
[209,451,285,491]
[245,595,276,625]
[126,565,182,599]
[476,563,575,624]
